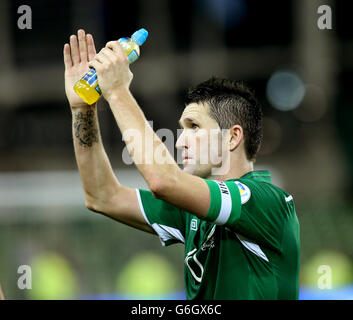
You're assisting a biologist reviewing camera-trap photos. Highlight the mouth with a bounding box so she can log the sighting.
[182,156,192,164]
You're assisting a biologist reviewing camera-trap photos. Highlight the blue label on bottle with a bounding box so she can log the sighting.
[83,69,94,81]
[82,69,101,95]
[88,74,97,86]
[95,85,101,95]
[82,69,98,87]
[127,50,138,63]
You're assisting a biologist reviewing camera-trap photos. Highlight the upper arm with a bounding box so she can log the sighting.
[89,185,156,234]
[89,184,188,246]
[152,169,211,219]
[151,170,236,224]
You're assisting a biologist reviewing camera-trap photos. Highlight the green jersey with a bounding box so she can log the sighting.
[136,170,300,300]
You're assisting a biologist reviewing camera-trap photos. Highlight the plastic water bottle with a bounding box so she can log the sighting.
[74,28,148,105]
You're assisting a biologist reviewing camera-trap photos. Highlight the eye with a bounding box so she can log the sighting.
[192,123,199,131]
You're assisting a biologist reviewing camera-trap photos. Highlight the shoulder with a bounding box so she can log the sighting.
[232,178,292,210]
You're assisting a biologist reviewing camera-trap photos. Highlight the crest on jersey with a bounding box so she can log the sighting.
[235,181,251,204]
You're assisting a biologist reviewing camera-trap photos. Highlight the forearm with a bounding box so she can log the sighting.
[108,88,181,191]
[71,104,121,207]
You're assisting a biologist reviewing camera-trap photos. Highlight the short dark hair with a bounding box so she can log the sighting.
[185,77,263,161]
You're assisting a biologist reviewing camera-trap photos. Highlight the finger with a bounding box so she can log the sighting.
[86,34,96,61]
[95,55,109,65]
[106,41,127,62]
[88,60,102,71]
[63,43,72,69]
[78,29,88,62]
[69,34,80,64]
[95,49,112,64]
[100,47,117,62]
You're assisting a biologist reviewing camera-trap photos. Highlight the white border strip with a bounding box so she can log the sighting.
[135,189,185,246]
[152,223,185,246]
[236,233,269,262]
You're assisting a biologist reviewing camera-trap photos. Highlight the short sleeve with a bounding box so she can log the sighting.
[203,179,287,251]
[203,179,242,226]
[136,189,187,246]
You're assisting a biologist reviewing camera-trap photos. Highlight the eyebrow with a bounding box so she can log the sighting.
[178,117,196,127]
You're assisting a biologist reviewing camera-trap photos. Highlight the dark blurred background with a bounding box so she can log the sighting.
[0,0,352,299]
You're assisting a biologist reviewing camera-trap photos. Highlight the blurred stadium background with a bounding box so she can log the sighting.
[0,0,352,300]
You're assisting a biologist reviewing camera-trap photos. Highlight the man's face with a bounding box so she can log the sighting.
[176,102,227,178]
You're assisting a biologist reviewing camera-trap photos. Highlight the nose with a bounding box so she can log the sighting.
[176,129,187,150]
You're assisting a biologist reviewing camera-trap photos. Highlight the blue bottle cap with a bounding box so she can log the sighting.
[131,28,148,46]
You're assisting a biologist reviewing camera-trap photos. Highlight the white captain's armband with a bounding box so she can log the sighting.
[204,179,244,226]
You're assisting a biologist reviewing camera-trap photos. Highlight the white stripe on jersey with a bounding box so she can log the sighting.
[235,232,269,262]
[152,223,185,246]
[135,190,185,246]
[214,180,232,225]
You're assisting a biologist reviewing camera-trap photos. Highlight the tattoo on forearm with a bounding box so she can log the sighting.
[73,110,99,147]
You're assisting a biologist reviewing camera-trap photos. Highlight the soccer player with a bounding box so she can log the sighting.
[64,29,300,299]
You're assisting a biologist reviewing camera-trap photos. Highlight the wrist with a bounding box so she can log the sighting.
[106,86,131,105]
[70,103,96,111]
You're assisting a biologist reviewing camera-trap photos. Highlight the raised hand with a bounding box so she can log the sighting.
[88,41,133,103]
[64,29,97,108]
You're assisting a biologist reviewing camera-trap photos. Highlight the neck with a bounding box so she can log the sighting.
[206,156,254,181]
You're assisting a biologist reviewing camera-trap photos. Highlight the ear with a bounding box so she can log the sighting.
[229,125,243,151]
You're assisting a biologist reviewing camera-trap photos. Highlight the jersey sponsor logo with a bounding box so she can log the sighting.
[185,225,217,282]
[185,248,204,283]
[190,219,198,231]
[235,181,251,204]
